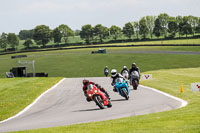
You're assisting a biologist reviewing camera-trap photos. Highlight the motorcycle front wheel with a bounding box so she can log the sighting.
[122,89,129,100]
[94,95,105,109]
[132,80,138,90]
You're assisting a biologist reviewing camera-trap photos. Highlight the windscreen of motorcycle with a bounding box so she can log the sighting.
[131,71,139,77]
[122,70,128,77]
[122,70,128,74]
[105,69,108,73]
[87,84,93,90]
[115,78,123,83]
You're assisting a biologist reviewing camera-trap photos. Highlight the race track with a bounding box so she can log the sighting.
[0,77,187,132]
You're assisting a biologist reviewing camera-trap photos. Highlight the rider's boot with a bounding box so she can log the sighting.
[113,86,117,92]
[105,91,110,100]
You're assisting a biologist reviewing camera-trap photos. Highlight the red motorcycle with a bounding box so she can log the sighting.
[86,84,112,109]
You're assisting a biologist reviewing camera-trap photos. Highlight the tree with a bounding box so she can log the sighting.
[0,33,8,51]
[158,13,169,38]
[93,24,109,43]
[179,16,192,37]
[187,15,199,36]
[139,17,149,39]
[33,25,52,47]
[153,18,162,38]
[23,38,33,49]
[7,33,19,50]
[168,17,178,38]
[110,25,122,41]
[80,24,93,44]
[52,27,62,44]
[176,16,183,38]
[145,16,156,39]
[58,24,74,44]
[196,17,200,33]
[18,30,34,40]
[133,21,139,39]
[123,22,134,39]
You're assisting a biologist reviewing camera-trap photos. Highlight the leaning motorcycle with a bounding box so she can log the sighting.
[86,84,112,109]
[114,77,130,100]
[130,71,139,90]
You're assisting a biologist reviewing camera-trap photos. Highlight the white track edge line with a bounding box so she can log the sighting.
[140,85,188,108]
[0,78,66,124]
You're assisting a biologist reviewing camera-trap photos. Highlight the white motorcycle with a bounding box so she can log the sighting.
[121,70,129,79]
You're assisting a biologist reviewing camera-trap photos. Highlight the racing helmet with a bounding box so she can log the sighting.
[132,63,136,68]
[123,66,127,69]
[83,79,89,85]
[111,69,117,77]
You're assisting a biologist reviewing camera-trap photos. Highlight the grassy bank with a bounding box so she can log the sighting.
[11,67,200,133]
[0,46,200,78]
[0,77,62,121]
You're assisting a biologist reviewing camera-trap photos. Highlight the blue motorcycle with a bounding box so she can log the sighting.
[114,77,130,100]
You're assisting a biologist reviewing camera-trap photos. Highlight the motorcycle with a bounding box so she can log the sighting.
[130,71,140,90]
[104,69,109,77]
[114,77,130,100]
[121,70,129,79]
[86,84,112,109]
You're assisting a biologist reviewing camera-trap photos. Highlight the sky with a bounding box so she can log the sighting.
[0,0,200,34]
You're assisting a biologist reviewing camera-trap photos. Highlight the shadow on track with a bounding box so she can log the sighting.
[111,99,127,102]
[73,108,100,112]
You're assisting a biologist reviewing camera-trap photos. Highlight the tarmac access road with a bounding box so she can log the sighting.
[0,77,187,132]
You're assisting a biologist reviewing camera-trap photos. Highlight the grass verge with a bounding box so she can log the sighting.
[0,77,62,121]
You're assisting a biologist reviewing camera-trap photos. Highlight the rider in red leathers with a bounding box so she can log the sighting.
[82,80,110,102]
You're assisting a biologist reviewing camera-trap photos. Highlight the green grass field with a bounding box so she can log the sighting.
[0,46,200,132]
[0,78,62,121]
[0,46,200,78]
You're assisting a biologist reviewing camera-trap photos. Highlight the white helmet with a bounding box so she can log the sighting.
[123,66,127,69]
[111,69,117,77]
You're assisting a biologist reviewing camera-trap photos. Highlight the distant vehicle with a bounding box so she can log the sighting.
[91,48,106,54]
[86,84,112,109]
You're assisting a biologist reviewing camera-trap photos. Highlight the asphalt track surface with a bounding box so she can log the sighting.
[0,77,187,132]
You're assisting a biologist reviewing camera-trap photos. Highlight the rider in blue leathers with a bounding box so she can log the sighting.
[111,69,125,92]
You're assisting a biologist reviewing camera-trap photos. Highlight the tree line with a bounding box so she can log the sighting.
[0,13,200,51]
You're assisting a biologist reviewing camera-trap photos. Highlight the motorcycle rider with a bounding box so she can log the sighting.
[82,79,110,102]
[104,66,109,77]
[111,69,125,92]
[129,63,141,82]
